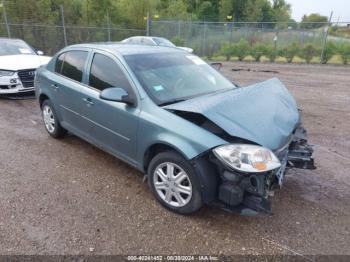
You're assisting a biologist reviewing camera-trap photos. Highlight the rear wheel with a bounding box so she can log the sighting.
[148,151,203,214]
[41,99,66,138]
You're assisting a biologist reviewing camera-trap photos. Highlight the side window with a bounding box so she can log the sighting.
[132,38,140,44]
[55,53,65,73]
[89,53,132,92]
[141,38,154,46]
[61,51,88,82]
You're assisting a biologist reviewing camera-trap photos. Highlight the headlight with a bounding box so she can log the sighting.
[213,144,281,173]
[0,70,15,77]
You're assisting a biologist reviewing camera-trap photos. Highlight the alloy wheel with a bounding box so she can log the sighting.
[42,105,55,133]
[153,162,192,207]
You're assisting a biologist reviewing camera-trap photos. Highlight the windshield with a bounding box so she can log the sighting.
[0,40,36,56]
[124,52,236,105]
[152,38,176,47]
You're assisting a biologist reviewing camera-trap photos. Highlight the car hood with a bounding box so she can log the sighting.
[0,55,51,71]
[164,78,300,150]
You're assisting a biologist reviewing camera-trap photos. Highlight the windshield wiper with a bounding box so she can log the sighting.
[159,99,187,106]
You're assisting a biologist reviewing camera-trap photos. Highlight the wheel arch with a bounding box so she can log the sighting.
[143,142,219,205]
[143,142,189,173]
[39,93,50,108]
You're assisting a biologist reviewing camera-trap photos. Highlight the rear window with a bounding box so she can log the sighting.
[57,51,88,82]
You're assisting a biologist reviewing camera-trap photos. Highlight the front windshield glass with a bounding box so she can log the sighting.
[152,38,176,47]
[0,40,36,56]
[124,52,236,105]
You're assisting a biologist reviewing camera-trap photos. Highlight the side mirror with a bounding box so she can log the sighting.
[210,62,222,71]
[100,87,135,105]
[37,50,44,56]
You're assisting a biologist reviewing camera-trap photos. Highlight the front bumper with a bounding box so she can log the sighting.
[0,71,35,95]
[211,125,315,215]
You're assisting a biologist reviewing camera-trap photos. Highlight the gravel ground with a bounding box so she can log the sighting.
[0,63,349,256]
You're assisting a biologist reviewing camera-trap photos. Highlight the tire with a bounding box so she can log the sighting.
[148,151,203,215]
[41,99,67,138]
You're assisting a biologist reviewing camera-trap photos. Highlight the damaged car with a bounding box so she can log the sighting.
[35,44,315,215]
[0,38,51,96]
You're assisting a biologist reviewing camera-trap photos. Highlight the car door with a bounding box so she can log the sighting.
[50,49,90,137]
[77,50,140,166]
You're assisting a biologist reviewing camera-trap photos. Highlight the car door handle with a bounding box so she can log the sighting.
[50,84,59,90]
[82,97,94,106]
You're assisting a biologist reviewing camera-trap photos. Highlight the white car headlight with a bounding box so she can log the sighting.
[0,70,15,77]
[213,144,281,173]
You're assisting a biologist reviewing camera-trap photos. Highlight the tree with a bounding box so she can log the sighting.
[218,0,290,24]
[159,0,188,20]
[251,44,267,62]
[271,0,291,26]
[220,42,234,61]
[232,39,250,61]
[281,43,300,63]
[337,42,350,65]
[263,45,278,62]
[300,44,318,64]
[321,42,336,64]
[301,13,328,29]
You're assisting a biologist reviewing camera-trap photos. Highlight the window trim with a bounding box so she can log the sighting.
[54,49,89,84]
[55,52,66,74]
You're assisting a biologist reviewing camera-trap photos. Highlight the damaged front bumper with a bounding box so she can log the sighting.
[210,125,315,215]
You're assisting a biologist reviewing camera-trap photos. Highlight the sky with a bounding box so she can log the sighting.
[287,0,350,22]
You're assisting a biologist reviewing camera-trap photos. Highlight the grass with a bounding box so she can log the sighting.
[209,54,345,65]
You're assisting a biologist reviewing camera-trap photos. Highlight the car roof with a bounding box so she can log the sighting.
[126,36,164,40]
[0,38,26,42]
[67,42,184,56]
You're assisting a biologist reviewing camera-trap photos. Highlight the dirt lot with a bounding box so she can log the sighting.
[0,63,349,256]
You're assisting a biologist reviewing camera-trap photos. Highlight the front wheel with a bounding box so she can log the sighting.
[148,151,203,215]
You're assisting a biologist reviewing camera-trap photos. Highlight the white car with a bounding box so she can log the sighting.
[121,36,193,53]
[0,38,51,95]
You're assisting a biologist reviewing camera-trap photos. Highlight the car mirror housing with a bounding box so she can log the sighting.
[37,50,44,56]
[100,87,135,105]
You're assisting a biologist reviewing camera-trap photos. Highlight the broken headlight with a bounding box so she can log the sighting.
[213,144,281,173]
[0,70,15,77]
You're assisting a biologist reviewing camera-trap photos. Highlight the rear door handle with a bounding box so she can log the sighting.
[82,97,94,106]
[50,83,59,90]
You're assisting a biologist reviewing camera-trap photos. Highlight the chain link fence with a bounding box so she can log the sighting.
[1,0,350,62]
[0,2,146,55]
[151,20,350,59]
[0,22,145,55]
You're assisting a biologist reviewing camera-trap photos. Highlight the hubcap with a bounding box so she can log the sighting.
[42,105,55,133]
[153,162,192,207]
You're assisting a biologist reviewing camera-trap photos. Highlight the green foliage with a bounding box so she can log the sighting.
[263,45,278,62]
[219,40,250,62]
[251,44,267,62]
[219,42,234,61]
[218,0,290,23]
[301,13,328,29]
[281,43,300,63]
[337,42,350,65]
[232,39,250,61]
[321,42,336,64]
[171,36,184,46]
[300,44,319,64]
